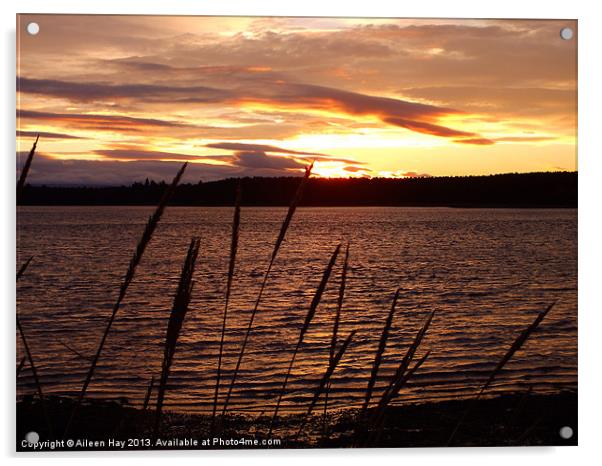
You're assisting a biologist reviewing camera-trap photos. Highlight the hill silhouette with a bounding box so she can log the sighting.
[18,171,577,207]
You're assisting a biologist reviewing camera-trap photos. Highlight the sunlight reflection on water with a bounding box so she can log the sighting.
[16,206,577,414]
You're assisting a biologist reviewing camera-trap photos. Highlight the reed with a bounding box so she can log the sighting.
[322,242,350,435]
[15,137,45,424]
[153,238,200,440]
[221,162,313,416]
[377,310,435,407]
[17,256,33,280]
[16,356,26,378]
[385,350,431,407]
[15,230,51,435]
[478,302,555,394]
[271,162,314,263]
[211,183,241,432]
[331,243,349,361]
[361,287,401,414]
[360,311,434,445]
[17,134,39,201]
[269,243,341,434]
[58,339,92,361]
[295,329,357,440]
[17,320,44,395]
[368,350,431,445]
[143,376,155,411]
[447,302,556,445]
[64,162,188,438]
[17,318,53,436]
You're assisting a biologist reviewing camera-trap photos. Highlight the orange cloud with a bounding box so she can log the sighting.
[18,77,492,144]
[453,137,496,145]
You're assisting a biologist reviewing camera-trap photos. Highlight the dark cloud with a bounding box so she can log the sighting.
[205,142,324,156]
[93,149,231,162]
[228,82,490,143]
[105,59,174,72]
[17,108,303,140]
[233,151,306,170]
[17,130,84,140]
[206,141,365,165]
[266,83,454,119]
[105,59,283,81]
[296,155,365,165]
[400,171,431,178]
[383,117,476,138]
[20,76,449,123]
[18,77,230,103]
[18,109,192,132]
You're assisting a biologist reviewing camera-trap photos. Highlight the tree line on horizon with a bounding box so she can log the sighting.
[17,171,577,207]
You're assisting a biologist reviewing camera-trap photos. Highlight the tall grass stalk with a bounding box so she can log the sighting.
[17,134,39,201]
[153,238,200,440]
[16,356,26,378]
[16,231,51,434]
[330,242,349,363]
[368,350,431,445]
[58,339,91,361]
[384,350,431,406]
[322,242,349,435]
[143,376,155,411]
[15,136,49,430]
[360,311,434,445]
[269,243,341,434]
[295,330,357,440]
[378,310,435,406]
[221,163,313,416]
[211,183,241,432]
[17,256,33,280]
[17,318,52,436]
[362,288,401,414]
[64,162,187,438]
[447,302,555,445]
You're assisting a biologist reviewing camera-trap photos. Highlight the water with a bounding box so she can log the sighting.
[16,206,577,414]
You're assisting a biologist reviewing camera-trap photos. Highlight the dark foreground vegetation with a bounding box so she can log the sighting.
[17,391,577,450]
[19,171,577,207]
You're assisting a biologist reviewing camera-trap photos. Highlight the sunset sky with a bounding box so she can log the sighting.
[17,15,577,185]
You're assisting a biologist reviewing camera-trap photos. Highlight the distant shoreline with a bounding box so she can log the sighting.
[18,171,577,208]
[17,204,577,209]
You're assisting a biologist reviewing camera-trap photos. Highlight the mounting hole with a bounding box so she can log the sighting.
[25,431,39,444]
[26,22,40,36]
[560,27,573,40]
[559,426,573,439]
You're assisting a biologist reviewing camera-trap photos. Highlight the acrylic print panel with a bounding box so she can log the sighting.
[16,15,577,451]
